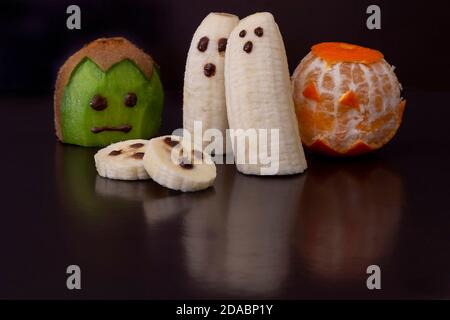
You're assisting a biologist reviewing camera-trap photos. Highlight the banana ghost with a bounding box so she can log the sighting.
[225,12,307,175]
[183,13,239,155]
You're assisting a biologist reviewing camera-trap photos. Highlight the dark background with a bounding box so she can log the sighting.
[1,0,450,95]
[1,0,450,300]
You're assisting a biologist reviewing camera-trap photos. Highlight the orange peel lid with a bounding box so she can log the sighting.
[311,42,384,65]
[303,82,321,102]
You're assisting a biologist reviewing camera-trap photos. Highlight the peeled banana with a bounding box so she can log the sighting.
[225,12,307,175]
[94,139,150,180]
[183,12,239,155]
[143,135,216,192]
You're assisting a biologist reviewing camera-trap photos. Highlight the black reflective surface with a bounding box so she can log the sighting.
[1,91,449,299]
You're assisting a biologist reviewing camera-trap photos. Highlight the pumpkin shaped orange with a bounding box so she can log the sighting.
[292,42,406,156]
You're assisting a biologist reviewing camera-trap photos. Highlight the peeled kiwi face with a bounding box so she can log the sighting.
[61,58,164,147]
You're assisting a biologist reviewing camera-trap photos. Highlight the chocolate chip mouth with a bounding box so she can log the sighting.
[91,124,132,134]
[204,63,216,77]
[243,41,253,53]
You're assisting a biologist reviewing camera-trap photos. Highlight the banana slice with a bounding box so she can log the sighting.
[143,135,216,192]
[183,12,239,155]
[94,139,150,180]
[225,12,307,175]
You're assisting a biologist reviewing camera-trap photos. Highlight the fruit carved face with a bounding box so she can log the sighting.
[60,58,163,147]
[292,42,406,156]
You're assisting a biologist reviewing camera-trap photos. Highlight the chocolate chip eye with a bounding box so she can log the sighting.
[124,92,137,107]
[109,150,121,156]
[243,41,253,53]
[254,27,263,37]
[218,38,227,53]
[129,143,144,148]
[197,36,209,52]
[90,94,107,111]
[239,30,246,37]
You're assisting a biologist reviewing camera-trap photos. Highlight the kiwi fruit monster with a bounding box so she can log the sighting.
[54,37,164,147]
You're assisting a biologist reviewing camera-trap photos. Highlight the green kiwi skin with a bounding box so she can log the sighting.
[61,58,164,147]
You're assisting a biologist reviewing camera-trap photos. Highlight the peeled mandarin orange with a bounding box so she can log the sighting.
[292,42,406,156]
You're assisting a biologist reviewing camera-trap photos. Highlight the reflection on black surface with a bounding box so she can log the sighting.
[55,143,106,217]
[55,143,143,221]
[5,95,450,299]
[95,176,188,226]
[55,143,184,225]
[294,157,404,282]
[55,143,405,297]
[143,193,190,226]
[225,173,304,295]
[183,166,305,297]
[54,143,191,298]
[182,167,233,295]
[95,176,151,201]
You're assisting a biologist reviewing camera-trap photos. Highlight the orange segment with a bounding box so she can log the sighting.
[303,82,321,102]
[315,112,334,133]
[339,90,360,110]
[296,106,315,144]
[312,42,383,65]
